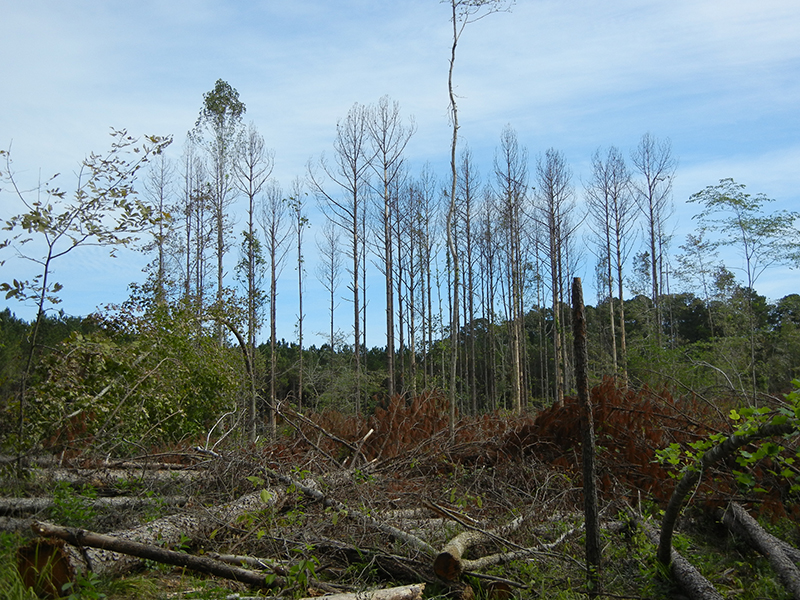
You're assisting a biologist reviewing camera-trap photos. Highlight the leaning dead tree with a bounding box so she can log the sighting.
[634,514,724,600]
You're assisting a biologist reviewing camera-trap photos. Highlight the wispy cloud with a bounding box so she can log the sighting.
[2,0,798,338]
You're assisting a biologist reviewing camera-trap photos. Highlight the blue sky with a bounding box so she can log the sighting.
[2,0,799,346]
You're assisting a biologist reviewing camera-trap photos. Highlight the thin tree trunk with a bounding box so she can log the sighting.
[572,277,600,596]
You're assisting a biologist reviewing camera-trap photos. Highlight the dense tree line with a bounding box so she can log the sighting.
[2,79,799,453]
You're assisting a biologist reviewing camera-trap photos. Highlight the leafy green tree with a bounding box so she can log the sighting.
[0,130,170,460]
[767,294,800,387]
[29,293,243,454]
[675,230,721,336]
[689,178,800,294]
[689,178,800,399]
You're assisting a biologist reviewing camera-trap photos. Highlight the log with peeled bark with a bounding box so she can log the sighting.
[0,495,188,516]
[719,502,800,600]
[32,467,200,488]
[294,583,426,600]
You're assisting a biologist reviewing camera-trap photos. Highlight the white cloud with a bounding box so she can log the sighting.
[1,0,798,343]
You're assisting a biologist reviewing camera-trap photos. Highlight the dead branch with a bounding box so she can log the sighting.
[206,551,294,575]
[264,467,437,557]
[460,526,579,574]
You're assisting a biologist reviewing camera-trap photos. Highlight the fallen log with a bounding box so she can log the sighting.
[20,489,278,586]
[433,514,524,581]
[0,495,188,516]
[28,521,283,589]
[32,467,200,488]
[719,502,800,600]
[0,516,33,532]
[635,514,724,600]
[294,583,425,600]
[224,584,427,600]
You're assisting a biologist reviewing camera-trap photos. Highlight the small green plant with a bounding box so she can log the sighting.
[50,481,98,527]
[286,547,319,597]
[61,570,107,600]
[141,490,168,523]
[352,468,374,484]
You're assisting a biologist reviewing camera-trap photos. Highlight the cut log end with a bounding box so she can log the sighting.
[17,538,75,599]
[433,550,462,581]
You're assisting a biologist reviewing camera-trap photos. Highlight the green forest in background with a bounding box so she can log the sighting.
[1,80,799,457]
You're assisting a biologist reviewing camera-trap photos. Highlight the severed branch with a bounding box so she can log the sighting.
[460,526,580,574]
[207,551,289,573]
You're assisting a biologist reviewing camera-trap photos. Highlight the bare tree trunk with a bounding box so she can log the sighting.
[572,277,600,596]
[446,0,461,435]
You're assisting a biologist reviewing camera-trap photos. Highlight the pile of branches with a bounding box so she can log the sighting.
[8,380,800,599]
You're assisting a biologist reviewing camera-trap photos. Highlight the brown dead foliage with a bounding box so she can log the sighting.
[275,378,796,517]
[11,378,800,597]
